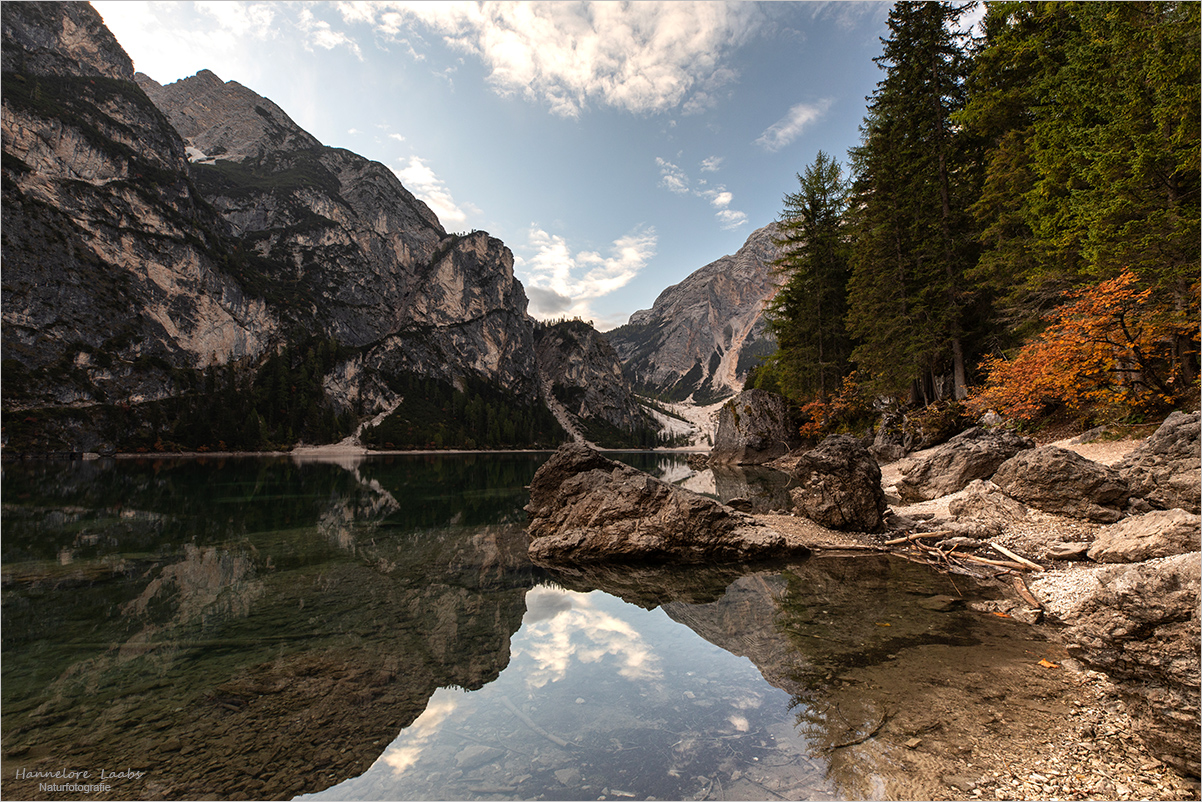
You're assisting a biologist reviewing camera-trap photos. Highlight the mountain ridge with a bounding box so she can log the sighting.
[1,1,780,454]
[606,222,783,404]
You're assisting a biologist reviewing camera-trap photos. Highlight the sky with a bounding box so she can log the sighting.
[90,1,946,331]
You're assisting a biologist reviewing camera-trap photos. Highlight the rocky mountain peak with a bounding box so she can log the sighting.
[1,1,132,80]
[136,69,321,162]
[534,319,657,447]
[607,223,783,404]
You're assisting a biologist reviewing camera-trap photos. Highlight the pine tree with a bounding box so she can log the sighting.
[766,150,853,401]
[846,1,982,403]
[962,1,1199,380]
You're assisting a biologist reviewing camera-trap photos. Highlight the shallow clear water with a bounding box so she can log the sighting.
[2,452,1044,801]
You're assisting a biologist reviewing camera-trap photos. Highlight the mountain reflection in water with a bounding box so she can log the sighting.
[3,454,1058,801]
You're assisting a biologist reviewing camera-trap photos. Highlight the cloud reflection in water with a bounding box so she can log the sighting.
[518,587,663,689]
[379,691,462,777]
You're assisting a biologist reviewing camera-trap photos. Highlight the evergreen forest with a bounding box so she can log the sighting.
[755,1,1199,434]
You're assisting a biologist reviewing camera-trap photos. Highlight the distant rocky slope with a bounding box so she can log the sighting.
[0,2,555,452]
[2,2,271,412]
[606,223,783,404]
[136,69,539,403]
[533,319,659,448]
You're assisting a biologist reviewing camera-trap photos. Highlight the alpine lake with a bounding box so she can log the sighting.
[1,452,1074,801]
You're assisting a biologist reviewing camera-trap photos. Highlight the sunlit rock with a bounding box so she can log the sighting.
[524,443,809,564]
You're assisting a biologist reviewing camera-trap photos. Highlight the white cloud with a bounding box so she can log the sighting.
[705,189,733,209]
[700,155,724,173]
[656,157,690,195]
[298,7,364,58]
[392,156,473,227]
[517,589,662,689]
[656,159,747,230]
[516,226,657,325]
[754,99,832,153]
[338,1,764,117]
[806,1,890,33]
[379,688,463,777]
[347,128,361,135]
[388,133,406,142]
[195,0,277,39]
[715,209,749,230]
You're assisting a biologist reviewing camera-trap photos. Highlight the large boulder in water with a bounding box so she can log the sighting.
[992,446,1129,523]
[524,443,809,564]
[710,389,802,465]
[1114,411,1201,514]
[1053,553,1201,778]
[896,427,1034,503]
[781,435,886,532]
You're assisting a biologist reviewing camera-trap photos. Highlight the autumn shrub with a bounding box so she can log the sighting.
[968,271,1200,424]
[797,371,874,439]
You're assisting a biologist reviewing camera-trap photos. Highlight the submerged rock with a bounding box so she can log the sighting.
[993,446,1129,523]
[524,443,808,564]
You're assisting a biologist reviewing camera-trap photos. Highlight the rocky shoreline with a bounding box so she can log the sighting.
[526,405,1201,799]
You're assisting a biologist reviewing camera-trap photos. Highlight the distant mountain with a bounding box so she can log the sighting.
[1,1,563,453]
[606,223,783,404]
[135,67,541,412]
[534,319,659,448]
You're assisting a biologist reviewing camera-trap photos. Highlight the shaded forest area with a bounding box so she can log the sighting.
[755,1,1199,434]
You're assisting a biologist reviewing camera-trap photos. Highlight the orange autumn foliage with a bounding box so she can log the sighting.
[797,372,872,438]
[968,271,1199,422]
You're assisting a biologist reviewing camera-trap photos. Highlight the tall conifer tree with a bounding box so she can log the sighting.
[766,151,853,401]
[846,1,981,403]
[962,1,1199,380]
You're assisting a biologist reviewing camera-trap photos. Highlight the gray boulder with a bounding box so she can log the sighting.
[897,427,1034,503]
[524,443,808,564]
[783,435,886,532]
[993,446,1129,523]
[1114,411,1201,514]
[947,479,1030,528]
[1057,553,1200,777]
[710,389,802,465]
[1087,509,1201,563]
[869,407,907,464]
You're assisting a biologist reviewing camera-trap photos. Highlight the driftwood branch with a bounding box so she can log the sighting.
[500,696,577,749]
[989,542,1044,572]
[829,708,890,750]
[1011,573,1043,609]
[883,531,950,546]
[958,553,1032,571]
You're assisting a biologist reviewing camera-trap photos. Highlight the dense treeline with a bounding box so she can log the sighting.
[757,0,1199,430]
[169,336,357,450]
[359,372,566,451]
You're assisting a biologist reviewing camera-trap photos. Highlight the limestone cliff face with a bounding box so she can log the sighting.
[534,320,655,447]
[606,223,783,403]
[137,69,539,404]
[2,2,542,451]
[2,1,277,411]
